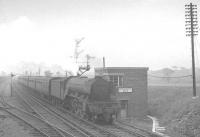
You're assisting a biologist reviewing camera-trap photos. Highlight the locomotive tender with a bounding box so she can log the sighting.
[18,76,119,124]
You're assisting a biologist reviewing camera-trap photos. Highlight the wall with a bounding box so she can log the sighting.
[95,67,148,118]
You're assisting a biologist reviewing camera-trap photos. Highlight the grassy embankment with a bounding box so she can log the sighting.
[148,85,200,136]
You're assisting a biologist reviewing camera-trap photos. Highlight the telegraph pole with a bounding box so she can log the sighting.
[185,3,198,97]
[38,68,41,76]
[10,73,14,97]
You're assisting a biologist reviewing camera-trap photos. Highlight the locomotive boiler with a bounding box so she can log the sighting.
[18,76,119,124]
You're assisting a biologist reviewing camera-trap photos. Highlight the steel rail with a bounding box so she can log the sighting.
[14,85,93,137]
[115,120,162,137]
[111,124,150,137]
[0,96,68,137]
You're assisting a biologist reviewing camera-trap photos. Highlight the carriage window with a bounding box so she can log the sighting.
[109,75,123,87]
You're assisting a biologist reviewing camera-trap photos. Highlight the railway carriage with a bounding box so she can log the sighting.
[28,76,36,89]
[18,76,29,85]
[35,77,52,95]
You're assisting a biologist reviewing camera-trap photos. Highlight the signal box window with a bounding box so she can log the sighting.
[109,75,123,87]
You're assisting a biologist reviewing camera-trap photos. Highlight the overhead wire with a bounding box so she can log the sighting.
[194,8,200,67]
[148,5,200,80]
[194,33,200,85]
[148,74,192,79]
[194,38,200,67]
[148,34,197,79]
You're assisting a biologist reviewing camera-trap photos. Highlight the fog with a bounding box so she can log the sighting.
[0,0,200,74]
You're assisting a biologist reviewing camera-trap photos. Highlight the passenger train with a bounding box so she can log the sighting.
[17,76,119,124]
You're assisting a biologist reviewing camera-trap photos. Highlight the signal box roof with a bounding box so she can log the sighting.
[95,67,149,70]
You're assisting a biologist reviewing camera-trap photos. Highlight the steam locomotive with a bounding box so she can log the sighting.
[18,76,119,124]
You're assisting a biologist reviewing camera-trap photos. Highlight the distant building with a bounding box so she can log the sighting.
[95,67,148,119]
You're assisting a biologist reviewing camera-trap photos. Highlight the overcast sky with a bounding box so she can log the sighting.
[0,0,200,73]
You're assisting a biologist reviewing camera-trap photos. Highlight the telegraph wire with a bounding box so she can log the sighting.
[148,74,192,78]
[194,38,200,67]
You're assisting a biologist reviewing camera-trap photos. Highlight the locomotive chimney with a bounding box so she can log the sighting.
[102,57,110,81]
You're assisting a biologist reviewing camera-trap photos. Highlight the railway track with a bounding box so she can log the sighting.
[104,123,158,137]
[30,93,156,137]
[115,120,162,137]
[0,96,73,137]
[6,92,40,117]
[16,81,161,137]
[13,87,96,137]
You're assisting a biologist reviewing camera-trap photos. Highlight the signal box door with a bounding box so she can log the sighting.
[120,100,128,118]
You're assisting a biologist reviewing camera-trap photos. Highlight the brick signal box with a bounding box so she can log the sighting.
[95,67,148,119]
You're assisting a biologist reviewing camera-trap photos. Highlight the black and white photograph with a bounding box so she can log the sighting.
[0,0,200,136]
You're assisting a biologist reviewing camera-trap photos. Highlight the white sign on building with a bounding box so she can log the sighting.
[118,88,133,93]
